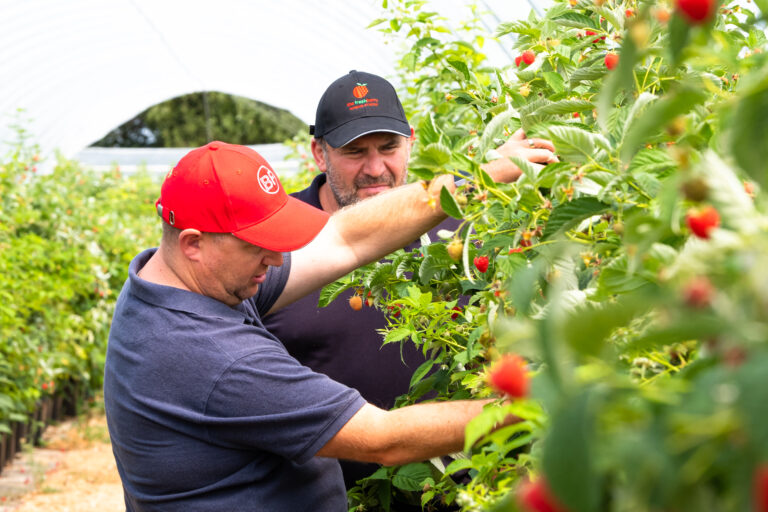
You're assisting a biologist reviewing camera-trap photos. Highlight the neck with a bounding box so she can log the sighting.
[318,181,342,214]
[138,246,192,292]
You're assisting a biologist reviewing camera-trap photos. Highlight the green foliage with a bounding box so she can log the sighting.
[92,91,305,147]
[340,0,768,509]
[0,128,159,432]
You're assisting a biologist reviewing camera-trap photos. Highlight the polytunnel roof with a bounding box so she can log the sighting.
[0,0,547,160]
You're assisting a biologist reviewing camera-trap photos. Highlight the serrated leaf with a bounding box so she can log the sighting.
[510,155,541,183]
[385,326,413,344]
[464,405,511,451]
[447,60,470,82]
[444,458,474,475]
[418,113,441,146]
[392,463,433,491]
[569,66,606,86]
[440,185,463,219]
[542,72,566,94]
[536,99,594,116]
[496,253,528,276]
[409,359,436,388]
[596,36,638,133]
[552,12,599,29]
[418,255,439,284]
[545,126,612,163]
[318,279,353,308]
[620,84,709,162]
[422,142,452,166]
[479,105,520,157]
[542,197,610,240]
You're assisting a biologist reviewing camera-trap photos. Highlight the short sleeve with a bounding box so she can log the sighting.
[252,252,292,313]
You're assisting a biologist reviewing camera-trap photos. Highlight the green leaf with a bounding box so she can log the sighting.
[510,156,541,183]
[464,404,511,451]
[551,12,599,29]
[439,185,463,219]
[422,142,452,166]
[596,36,638,133]
[479,105,520,157]
[562,294,650,356]
[569,66,606,86]
[596,257,656,296]
[364,262,395,289]
[542,391,601,512]
[392,462,433,491]
[384,326,413,344]
[627,148,676,175]
[418,255,439,284]
[667,14,692,67]
[542,72,566,94]
[318,279,353,308]
[447,60,471,82]
[730,67,768,185]
[496,253,528,276]
[545,125,611,164]
[535,99,594,116]
[418,113,441,146]
[542,197,611,240]
[620,84,709,162]
[409,359,436,388]
[444,458,474,475]
[366,18,388,28]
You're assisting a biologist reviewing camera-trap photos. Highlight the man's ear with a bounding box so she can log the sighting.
[310,138,328,173]
[177,229,204,261]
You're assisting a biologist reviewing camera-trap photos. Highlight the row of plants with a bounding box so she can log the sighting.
[308,0,768,510]
[0,122,159,453]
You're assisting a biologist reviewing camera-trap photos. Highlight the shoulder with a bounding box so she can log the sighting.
[290,173,326,209]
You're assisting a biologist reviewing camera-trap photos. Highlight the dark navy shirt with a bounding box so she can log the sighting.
[104,248,365,511]
[263,174,461,489]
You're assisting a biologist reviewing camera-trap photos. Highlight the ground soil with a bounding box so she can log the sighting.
[0,405,123,511]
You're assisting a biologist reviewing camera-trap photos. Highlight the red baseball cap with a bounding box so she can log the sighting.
[155,141,329,252]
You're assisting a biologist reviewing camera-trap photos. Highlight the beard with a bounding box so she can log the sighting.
[323,156,406,208]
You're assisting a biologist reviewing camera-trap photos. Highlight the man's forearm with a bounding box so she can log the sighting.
[331,175,454,265]
[272,175,455,312]
[317,399,513,467]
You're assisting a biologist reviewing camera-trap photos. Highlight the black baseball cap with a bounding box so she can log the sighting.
[310,70,410,148]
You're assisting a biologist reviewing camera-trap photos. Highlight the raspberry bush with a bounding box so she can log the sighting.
[325,0,768,510]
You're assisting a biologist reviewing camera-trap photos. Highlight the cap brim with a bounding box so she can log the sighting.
[232,196,330,252]
[323,116,411,148]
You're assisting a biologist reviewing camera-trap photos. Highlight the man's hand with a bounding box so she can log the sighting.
[482,128,559,183]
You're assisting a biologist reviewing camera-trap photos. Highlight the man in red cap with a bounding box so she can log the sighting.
[104,140,525,511]
[263,70,557,493]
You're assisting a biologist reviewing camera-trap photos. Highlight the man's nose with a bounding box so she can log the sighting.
[362,152,387,178]
[265,250,284,267]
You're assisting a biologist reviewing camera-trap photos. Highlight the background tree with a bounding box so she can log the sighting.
[92,91,305,147]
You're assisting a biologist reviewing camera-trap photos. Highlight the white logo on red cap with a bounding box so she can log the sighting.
[257,165,280,195]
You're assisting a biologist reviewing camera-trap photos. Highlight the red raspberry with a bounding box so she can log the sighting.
[522,50,536,65]
[488,354,528,399]
[517,478,571,512]
[473,255,490,273]
[676,0,715,24]
[685,205,720,239]
[605,53,619,70]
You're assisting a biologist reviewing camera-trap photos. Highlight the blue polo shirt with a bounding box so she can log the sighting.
[104,248,365,511]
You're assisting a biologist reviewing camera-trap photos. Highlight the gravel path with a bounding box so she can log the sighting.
[0,407,123,511]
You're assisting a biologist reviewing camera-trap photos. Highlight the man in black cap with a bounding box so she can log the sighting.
[263,70,557,492]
